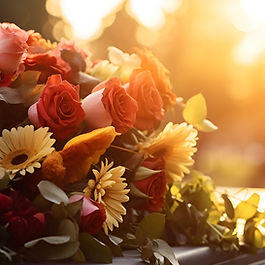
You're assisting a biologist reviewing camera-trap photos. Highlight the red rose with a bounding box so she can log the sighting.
[7,212,45,247]
[133,157,166,212]
[28,74,85,139]
[102,78,138,133]
[0,193,13,213]
[0,23,28,75]
[69,195,106,234]
[127,69,164,131]
[82,78,138,133]
[0,72,12,87]
[0,191,45,247]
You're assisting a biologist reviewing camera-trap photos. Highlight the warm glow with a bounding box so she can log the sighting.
[233,31,265,64]
[241,0,265,24]
[60,0,122,39]
[46,0,182,42]
[135,27,158,46]
[126,0,182,29]
[229,0,265,64]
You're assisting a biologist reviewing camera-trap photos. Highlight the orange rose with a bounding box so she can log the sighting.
[25,39,71,83]
[127,69,164,131]
[25,35,89,83]
[135,48,176,109]
[0,23,28,75]
[82,78,138,133]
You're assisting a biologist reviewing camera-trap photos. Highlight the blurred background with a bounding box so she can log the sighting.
[1,0,265,187]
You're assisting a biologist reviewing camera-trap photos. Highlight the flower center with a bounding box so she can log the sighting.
[11,154,28,165]
[2,149,31,171]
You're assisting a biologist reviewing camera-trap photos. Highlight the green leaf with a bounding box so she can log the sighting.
[134,166,161,181]
[152,239,180,265]
[234,193,260,220]
[129,183,151,199]
[14,70,41,87]
[222,194,235,220]
[136,213,165,244]
[245,223,264,249]
[183,93,207,124]
[0,87,23,104]
[37,180,69,205]
[24,235,70,248]
[11,71,42,106]
[58,219,79,242]
[51,202,68,220]
[96,232,123,257]
[79,232,112,263]
[66,199,83,217]
[71,248,86,263]
[0,226,8,241]
[23,240,79,261]
[253,228,264,248]
[61,49,86,72]
[195,119,218,132]
[0,168,9,191]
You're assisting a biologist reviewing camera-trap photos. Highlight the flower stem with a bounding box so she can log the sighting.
[110,144,137,154]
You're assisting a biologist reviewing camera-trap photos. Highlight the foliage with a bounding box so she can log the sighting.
[0,22,263,265]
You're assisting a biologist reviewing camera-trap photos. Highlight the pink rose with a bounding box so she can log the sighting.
[69,195,106,234]
[82,78,138,133]
[28,74,85,139]
[0,23,28,75]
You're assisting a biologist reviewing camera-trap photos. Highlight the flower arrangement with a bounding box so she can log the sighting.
[0,22,264,264]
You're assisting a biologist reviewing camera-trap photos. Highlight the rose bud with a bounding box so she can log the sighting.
[28,74,85,139]
[82,77,138,133]
[69,194,106,234]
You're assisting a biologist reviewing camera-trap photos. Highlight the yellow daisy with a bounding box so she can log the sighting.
[0,125,55,179]
[83,159,129,235]
[137,122,198,183]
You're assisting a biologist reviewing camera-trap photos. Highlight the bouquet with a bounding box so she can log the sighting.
[0,22,263,264]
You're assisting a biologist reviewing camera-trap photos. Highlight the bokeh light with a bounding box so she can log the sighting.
[2,0,265,188]
[126,0,182,29]
[228,0,265,64]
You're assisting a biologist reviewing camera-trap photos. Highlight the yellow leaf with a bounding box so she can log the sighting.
[246,226,264,248]
[253,228,264,248]
[61,126,119,184]
[195,119,218,132]
[183,93,207,124]
[234,193,260,220]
